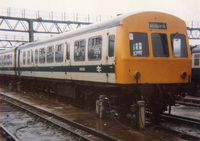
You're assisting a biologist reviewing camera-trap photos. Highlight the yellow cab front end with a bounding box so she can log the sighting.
[115,12,192,85]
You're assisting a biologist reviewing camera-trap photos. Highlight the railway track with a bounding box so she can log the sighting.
[1,124,19,141]
[1,90,200,141]
[0,99,93,141]
[177,99,200,107]
[161,113,200,127]
[0,92,118,141]
[159,113,200,141]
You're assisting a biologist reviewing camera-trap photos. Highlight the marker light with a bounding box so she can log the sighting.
[181,72,187,79]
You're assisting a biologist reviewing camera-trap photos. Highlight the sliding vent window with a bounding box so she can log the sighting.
[0,56,2,65]
[4,55,7,65]
[35,49,38,64]
[194,54,200,66]
[23,52,26,65]
[10,54,13,65]
[6,55,10,65]
[55,44,64,62]
[171,34,188,58]
[74,40,86,61]
[39,48,45,64]
[66,43,70,60]
[31,51,33,63]
[88,36,102,60]
[27,51,31,64]
[11,55,13,65]
[129,33,149,57]
[152,33,169,57]
[0,56,1,65]
[7,55,10,65]
[47,46,54,63]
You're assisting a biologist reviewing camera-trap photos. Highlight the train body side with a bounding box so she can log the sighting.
[16,27,117,84]
[1,12,192,87]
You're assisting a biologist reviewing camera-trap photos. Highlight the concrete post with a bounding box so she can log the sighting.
[96,100,99,115]
[137,100,145,130]
[8,82,13,90]
[17,81,21,92]
[96,95,106,118]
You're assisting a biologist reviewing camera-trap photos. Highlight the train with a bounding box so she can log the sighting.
[189,46,200,96]
[0,11,192,116]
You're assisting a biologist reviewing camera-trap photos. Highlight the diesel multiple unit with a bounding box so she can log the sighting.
[0,12,192,115]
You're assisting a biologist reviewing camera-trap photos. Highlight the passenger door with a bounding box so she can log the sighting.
[107,34,116,65]
[107,28,116,65]
[106,28,116,83]
[65,42,71,79]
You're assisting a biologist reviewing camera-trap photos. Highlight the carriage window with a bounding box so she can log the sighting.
[35,49,38,64]
[39,48,45,64]
[4,55,6,65]
[0,55,3,65]
[152,33,169,57]
[47,46,54,63]
[7,55,10,65]
[6,55,8,65]
[194,54,200,66]
[0,56,2,65]
[2,56,4,65]
[109,35,115,57]
[10,54,13,65]
[31,50,33,63]
[66,43,70,60]
[129,33,149,57]
[55,44,63,62]
[88,36,102,60]
[171,34,188,58]
[23,52,26,65]
[0,56,3,65]
[74,40,85,61]
[27,51,31,64]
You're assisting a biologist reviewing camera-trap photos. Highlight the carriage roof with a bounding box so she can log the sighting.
[16,11,142,50]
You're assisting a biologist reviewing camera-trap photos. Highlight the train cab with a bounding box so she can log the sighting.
[115,12,191,85]
[114,12,192,113]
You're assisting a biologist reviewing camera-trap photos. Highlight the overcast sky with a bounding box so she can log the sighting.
[1,0,199,21]
[1,0,200,45]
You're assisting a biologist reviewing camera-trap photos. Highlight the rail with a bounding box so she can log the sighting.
[0,124,19,141]
[0,92,119,141]
[1,98,91,141]
[161,113,200,126]
[177,98,200,107]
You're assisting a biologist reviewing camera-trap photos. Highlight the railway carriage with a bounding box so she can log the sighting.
[0,48,16,76]
[191,47,200,79]
[190,47,200,95]
[0,11,192,115]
